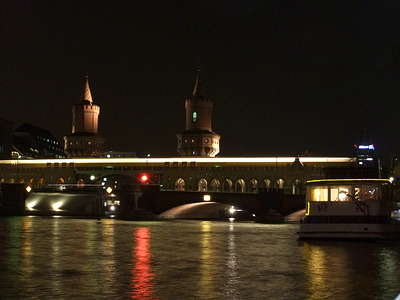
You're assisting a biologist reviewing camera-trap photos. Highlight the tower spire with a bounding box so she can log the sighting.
[192,67,206,98]
[80,74,93,103]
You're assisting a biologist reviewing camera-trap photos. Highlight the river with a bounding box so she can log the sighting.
[0,216,399,299]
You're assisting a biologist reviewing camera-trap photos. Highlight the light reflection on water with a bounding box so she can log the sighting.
[0,217,399,299]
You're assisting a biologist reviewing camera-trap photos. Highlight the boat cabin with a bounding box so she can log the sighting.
[304,179,394,217]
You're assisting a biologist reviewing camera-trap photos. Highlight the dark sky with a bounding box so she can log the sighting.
[2,1,400,159]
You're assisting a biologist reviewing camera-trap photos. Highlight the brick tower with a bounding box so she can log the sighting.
[64,75,105,157]
[177,68,220,157]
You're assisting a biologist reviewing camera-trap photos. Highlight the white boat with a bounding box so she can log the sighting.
[298,179,400,240]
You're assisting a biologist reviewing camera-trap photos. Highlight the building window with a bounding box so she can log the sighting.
[192,112,197,122]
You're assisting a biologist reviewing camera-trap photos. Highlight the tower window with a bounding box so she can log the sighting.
[192,112,197,122]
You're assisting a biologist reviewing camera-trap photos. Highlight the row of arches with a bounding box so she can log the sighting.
[3,177,87,188]
[174,178,303,194]
[3,175,302,195]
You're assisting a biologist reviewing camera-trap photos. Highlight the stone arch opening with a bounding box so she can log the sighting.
[248,179,258,193]
[292,179,302,195]
[38,178,45,187]
[77,178,85,188]
[175,178,185,191]
[275,178,284,189]
[198,178,207,191]
[262,179,271,191]
[210,179,221,192]
[222,179,233,192]
[235,179,245,193]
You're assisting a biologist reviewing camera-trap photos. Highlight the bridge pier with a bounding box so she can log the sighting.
[0,183,28,216]
[116,183,159,220]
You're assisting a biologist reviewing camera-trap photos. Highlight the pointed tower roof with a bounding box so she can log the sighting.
[192,67,206,98]
[80,75,93,103]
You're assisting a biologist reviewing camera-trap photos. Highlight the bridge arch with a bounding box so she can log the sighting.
[210,179,220,192]
[262,178,271,191]
[77,178,85,188]
[222,179,233,192]
[292,178,302,195]
[235,179,245,193]
[248,179,258,193]
[175,178,185,191]
[38,178,45,187]
[198,178,207,191]
[275,178,284,189]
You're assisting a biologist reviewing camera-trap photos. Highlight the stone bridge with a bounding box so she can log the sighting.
[127,184,306,220]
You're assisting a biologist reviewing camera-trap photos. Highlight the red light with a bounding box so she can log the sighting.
[141,175,148,182]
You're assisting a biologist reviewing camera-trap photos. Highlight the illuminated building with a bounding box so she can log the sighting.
[177,68,220,157]
[64,75,105,157]
[354,132,375,166]
[12,123,66,159]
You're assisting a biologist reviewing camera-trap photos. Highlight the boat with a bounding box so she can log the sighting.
[298,178,400,240]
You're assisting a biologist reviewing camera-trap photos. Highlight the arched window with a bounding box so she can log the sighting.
[262,179,271,191]
[38,178,45,187]
[235,179,246,193]
[210,179,220,192]
[198,178,207,191]
[77,179,85,188]
[222,179,233,192]
[292,179,302,195]
[276,178,284,189]
[248,179,258,193]
[175,178,185,191]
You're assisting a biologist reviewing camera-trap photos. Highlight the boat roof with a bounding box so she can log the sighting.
[306,178,391,185]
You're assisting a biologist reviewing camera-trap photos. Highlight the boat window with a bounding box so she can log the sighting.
[331,186,350,201]
[357,184,382,201]
[307,186,328,202]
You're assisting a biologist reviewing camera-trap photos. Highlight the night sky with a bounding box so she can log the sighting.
[3,1,400,160]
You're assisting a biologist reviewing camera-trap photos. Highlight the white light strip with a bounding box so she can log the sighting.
[1,157,356,165]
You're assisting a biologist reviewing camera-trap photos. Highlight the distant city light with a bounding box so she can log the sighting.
[26,186,32,192]
[203,195,211,201]
[90,175,95,181]
[358,144,374,150]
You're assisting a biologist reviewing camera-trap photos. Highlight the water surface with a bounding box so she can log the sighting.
[0,217,399,299]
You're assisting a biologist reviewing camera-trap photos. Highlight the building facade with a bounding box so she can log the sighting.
[64,76,105,157]
[12,123,66,159]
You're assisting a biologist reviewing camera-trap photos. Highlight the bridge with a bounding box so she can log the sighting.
[0,182,306,222]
